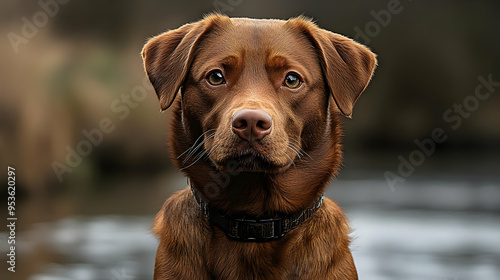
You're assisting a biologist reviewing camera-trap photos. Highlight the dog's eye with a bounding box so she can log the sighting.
[207,70,226,86]
[283,73,302,89]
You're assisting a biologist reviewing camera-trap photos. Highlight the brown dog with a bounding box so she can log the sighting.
[142,14,376,279]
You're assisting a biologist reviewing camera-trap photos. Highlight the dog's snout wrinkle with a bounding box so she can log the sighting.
[231,109,272,142]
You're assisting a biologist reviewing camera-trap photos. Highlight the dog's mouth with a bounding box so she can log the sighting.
[212,148,291,173]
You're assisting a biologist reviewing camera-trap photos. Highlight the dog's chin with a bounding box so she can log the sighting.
[211,149,292,173]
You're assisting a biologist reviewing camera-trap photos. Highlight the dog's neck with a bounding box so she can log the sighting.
[190,183,324,242]
[186,163,332,217]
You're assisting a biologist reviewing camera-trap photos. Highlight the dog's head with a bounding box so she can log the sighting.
[142,15,376,207]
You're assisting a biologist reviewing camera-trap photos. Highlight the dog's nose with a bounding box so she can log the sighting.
[232,109,272,141]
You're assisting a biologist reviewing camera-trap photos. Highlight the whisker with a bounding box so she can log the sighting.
[287,145,302,162]
[177,132,205,159]
[289,138,313,160]
[288,144,302,158]
[288,140,305,158]
[288,137,302,147]
[303,151,313,160]
[282,151,295,167]
[207,144,219,157]
[177,129,216,159]
[182,132,215,164]
[180,149,207,171]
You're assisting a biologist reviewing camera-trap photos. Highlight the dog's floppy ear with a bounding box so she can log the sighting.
[287,18,377,117]
[315,30,377,118]
[141,15,226,110]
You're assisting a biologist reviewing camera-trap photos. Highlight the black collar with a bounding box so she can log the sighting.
[191,187,323,242]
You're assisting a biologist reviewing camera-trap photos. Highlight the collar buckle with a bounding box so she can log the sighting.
[232,217,283,241]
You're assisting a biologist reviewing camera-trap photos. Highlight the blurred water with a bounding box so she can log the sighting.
[20,216,157,280]
[2,178,499,280]
[349,208,500,280]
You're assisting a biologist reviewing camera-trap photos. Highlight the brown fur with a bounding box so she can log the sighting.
[142,14,377,280]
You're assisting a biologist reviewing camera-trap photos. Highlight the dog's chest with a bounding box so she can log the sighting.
[206,239,302,280]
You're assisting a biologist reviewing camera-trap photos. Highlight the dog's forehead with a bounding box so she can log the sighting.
[193,17,318,77]
[216,17,301,50]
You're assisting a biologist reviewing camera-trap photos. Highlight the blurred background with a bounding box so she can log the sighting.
[1,0,499,279]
